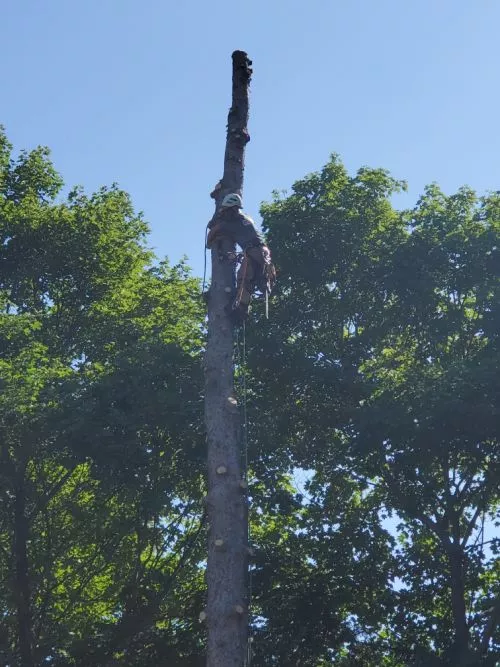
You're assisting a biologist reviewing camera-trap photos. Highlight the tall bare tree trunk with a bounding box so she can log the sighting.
[204,50,252,667]
[14,474,34,667]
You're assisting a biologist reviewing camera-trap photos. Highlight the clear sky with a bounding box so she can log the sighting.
[2,0,499,276]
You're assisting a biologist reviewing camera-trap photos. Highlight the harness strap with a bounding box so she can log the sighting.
[234,255,249,308]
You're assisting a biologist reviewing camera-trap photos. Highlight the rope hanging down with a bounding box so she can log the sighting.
[202,226,209,296]
[235,323,253,667]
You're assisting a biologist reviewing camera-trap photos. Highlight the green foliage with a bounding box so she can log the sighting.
[245,156,500,665]
[1,125,499,666]
[0,128,206,666]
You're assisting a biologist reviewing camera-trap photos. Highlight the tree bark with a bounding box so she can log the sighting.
[447,543,471,664]
[204,50,252,667]
[14,475,34,667]
[480,594,499,656]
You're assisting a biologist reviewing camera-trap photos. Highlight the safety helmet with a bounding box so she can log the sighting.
[221,193,243,208]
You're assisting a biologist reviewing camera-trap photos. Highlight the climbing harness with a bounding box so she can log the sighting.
[219,249,244,264]
[232,247,274,319]
[234,254,249,310]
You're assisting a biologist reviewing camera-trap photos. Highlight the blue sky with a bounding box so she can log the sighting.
[3,0,500,276]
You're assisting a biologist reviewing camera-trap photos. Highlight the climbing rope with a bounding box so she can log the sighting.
[241,322,254,667]
[242,321,248,478]
[202,225,209,295]
[243,321,255,667]
[206,237,255,664]
[235,321,253,667]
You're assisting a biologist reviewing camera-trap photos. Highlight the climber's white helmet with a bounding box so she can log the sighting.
[221,193,243,209]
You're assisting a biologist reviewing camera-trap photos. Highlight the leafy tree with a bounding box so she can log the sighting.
[0,128,206,666]
[2,125,499,667]
[355,184,500,666]
[245,158,499,665]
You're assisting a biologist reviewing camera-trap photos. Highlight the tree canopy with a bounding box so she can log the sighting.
[247,157,499,666]
[0,129,498,666]
[0,128,206,666]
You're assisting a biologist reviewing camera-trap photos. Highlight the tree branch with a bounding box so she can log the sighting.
[28,466,77,521]
[480,594,500,655]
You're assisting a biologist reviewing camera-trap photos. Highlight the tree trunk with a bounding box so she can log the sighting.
[448,544,471,664]
[14,475,34,667]
[204,50,252,667]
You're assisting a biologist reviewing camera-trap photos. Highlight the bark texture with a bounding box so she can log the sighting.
[448,545,471,664]
[204,51,252,667]
[14,475,34,667]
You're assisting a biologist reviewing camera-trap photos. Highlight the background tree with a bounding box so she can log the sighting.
[245,158,499,666]
[1,125,499,666]
[0,128,207,666]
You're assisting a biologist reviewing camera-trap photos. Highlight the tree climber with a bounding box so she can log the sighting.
[207,192,276,321]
